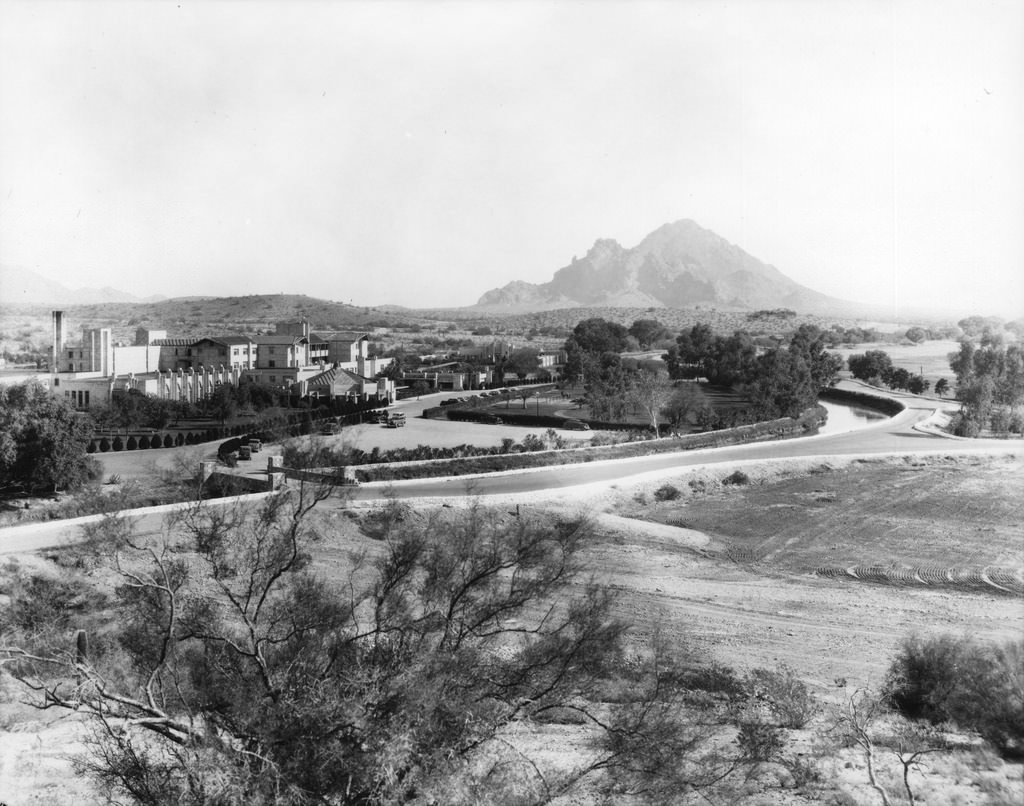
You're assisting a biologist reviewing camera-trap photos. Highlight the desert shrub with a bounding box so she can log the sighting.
[735,718,784,762]
[85,457,102,482]
[0,571,106,634]
[949,412,981,437]
[885,635,1024,757]
[126,436,137,451]
[163,434,174,448]
[137,435,150,450]
[545,428,566,449]
[654,484,681,501]
[884,634,967,722]
[520,433,546,452]
[111,436,123,451]
[826,792,860,806]
[678,663,746,698]
[745,665,817,728]
[688,479,707,494]
[722,470,750,486]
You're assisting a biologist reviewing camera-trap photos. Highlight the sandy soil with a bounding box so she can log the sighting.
[2,451,1021,803]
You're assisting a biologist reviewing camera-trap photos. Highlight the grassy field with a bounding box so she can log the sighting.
[833,339,961,384]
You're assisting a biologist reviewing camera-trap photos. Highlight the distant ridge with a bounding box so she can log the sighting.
[0,266,166,306]
[475,219,865,315]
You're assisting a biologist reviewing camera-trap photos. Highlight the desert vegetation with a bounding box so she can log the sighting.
[2,454,1022,804]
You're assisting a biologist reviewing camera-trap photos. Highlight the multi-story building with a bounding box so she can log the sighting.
[46,311,395,410]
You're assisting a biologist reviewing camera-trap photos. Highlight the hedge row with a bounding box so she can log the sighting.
[86,430,214,453]
[354,405,828,482]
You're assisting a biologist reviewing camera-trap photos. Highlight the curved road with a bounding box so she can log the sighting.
[2,382,1020,554]
[348,385,1021,500]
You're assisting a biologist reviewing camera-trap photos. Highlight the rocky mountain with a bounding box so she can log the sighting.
[476,219,858,314]
[0,266,166,306]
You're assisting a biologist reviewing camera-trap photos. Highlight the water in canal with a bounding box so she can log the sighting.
[817,399,890,436]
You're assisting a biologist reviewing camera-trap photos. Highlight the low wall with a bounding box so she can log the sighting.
[352,405,827,483]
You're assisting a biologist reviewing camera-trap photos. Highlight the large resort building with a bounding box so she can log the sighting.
[47,310,395,411]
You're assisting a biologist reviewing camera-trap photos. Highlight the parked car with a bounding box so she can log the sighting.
[563,419,590,431]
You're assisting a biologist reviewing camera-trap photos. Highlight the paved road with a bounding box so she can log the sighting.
[349,391,1021,500]
[3,382,1020,554]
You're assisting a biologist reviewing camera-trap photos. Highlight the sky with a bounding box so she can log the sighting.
[0,0,1022,317]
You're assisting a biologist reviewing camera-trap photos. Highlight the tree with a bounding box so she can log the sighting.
[203,383,238,424]
[933,378,949,397]
[907,375,930,395]
[2,491,752,804]
[848,350,894,384]
[628,319,670,349]
[411,379,430,399]
[504,346,541,380]
[788,325,843,391]
[628,369,674,431]
[744,350,816,418]
[904,326,927,344]
[661,382,711,430]
[565,318,629,356]
[0,380,97,492]
[884,366,912,391]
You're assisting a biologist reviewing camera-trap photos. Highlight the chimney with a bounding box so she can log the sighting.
[51,311,65,371]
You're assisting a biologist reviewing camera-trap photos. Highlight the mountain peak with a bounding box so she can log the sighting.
[473,219,853,314]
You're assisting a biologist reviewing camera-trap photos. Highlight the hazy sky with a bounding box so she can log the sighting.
[1,0,1022,317]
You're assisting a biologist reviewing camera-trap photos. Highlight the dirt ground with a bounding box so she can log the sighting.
[1,452,1022,804]
[588,453,1023,690]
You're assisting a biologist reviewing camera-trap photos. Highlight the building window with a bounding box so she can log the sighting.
[268,360,276,368]
[269,375,276,383]
[54,378,60,386]
[269,347,276,355]
[68,351,74,359]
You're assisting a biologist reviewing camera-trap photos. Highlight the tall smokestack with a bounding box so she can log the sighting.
[51,311,65,371]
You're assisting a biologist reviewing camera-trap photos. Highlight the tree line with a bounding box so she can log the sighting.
[561,318,841,432]
[948,333,1024,436]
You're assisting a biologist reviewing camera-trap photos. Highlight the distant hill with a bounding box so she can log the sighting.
[475,219,870,315]
[0,293,434,347]
[0,266,166,306]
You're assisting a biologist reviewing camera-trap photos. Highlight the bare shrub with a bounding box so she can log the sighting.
[746,664,818,728]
